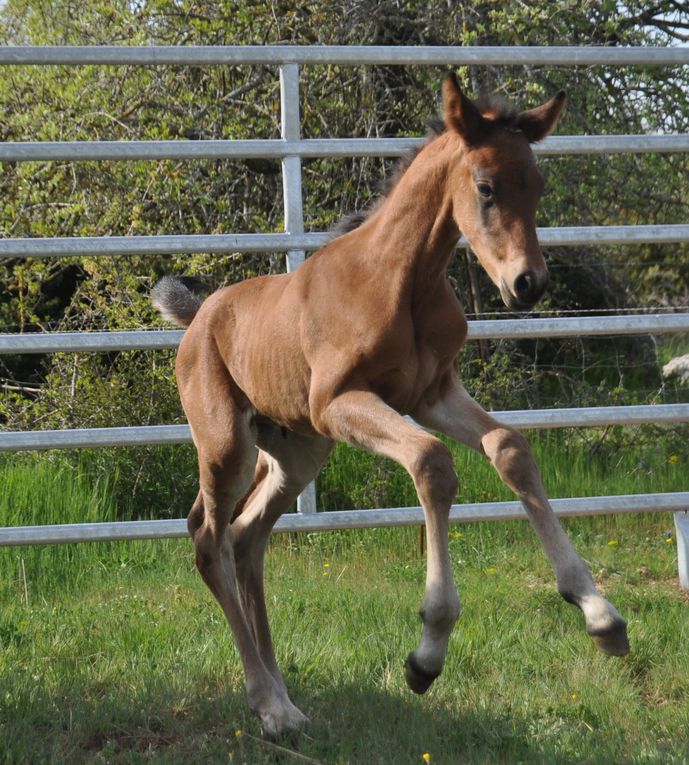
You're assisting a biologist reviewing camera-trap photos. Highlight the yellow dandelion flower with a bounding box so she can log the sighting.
[571,692,578,701]
[235,729,242,738]
[323,562,330,568]
[607,539,618,547]
[665,536,674,544]
[485,566,497,575]
[668,454,679,464]
[422,753,432,763]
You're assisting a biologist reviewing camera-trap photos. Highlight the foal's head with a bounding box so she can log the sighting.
[442,74,566,311]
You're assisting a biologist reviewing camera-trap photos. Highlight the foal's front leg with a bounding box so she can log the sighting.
[312,389,461,693]
[413,375,629,656]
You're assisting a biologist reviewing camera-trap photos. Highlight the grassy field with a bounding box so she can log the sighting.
[1,435,688,764]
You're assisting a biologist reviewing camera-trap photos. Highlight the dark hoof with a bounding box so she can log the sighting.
[589,618,630,657]
[405,653,440,695]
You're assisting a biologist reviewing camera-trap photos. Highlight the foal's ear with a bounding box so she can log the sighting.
[443,72,485,144]
[516,91,567,143]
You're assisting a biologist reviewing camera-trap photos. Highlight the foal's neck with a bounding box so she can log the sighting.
[366,134,460,282]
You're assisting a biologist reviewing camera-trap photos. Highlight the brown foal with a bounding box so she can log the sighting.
[153,73,629,738]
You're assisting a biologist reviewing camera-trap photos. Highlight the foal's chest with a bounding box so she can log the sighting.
[373,290,468,413]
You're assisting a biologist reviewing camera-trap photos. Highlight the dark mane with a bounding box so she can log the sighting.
[330,117,446,238]
[330,94,520,238]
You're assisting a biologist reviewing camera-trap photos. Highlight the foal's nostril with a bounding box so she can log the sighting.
[501,270,548,311]
[514,270,537,302]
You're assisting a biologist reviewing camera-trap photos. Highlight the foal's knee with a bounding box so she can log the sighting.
[410,438,458,508]
[187,493,205,538]
[191,526,216,578]
[189,513,231,574]
[484,427,539,494]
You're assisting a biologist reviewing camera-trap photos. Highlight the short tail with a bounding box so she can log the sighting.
[151,275,212,328]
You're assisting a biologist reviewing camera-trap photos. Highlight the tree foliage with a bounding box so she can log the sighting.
[1,0,688,438]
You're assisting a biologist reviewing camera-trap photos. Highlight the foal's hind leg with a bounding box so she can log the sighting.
[231,427,332,695]
[184,404,309,738]
[413,375,629,656]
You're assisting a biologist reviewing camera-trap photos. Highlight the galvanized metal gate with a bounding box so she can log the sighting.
[0,45,687,585]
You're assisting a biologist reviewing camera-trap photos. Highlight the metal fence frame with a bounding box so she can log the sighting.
[0,45,687,584]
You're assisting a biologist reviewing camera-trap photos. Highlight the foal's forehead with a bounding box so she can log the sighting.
[463,130,541,184]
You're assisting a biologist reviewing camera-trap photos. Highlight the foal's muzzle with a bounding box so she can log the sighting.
[501,269,549,311]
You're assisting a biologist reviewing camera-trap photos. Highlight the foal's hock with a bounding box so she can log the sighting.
[153,74,629,739]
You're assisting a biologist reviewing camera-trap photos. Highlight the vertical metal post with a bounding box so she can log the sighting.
[674,511,689,590]
[280,62,317,515]
[280,63,306,273]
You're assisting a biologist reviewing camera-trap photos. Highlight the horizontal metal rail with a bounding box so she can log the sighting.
[0,424,191,451]
[491,403,689,429]
[2,313,689,354]
[0,329,186,354]
[1,45,688,67]
[466,313,689,340]
[1,491,687,546]
[2,134,689,162]
[0,233,315,258]
[2,404,688,452]
[2,224,689,260]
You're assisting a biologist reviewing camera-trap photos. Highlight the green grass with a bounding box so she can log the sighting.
[321,427,687,511]
[0,454,178,592]
[1,524,687,764]
[0,436,688,764]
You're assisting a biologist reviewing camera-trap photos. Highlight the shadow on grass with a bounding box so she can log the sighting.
[1,671,628,765]
[301,681,627,765]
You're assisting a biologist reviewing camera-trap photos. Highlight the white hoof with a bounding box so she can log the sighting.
[581,597,630,656]
[260,701,309,740]
[250,687,309,739]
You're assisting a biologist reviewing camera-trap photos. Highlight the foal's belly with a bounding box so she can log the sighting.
[228,340,316,435]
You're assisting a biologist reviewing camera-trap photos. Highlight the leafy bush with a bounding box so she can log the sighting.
[1,1,688,516]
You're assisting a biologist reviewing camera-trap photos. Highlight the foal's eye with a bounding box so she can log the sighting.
[477,182,493,199]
